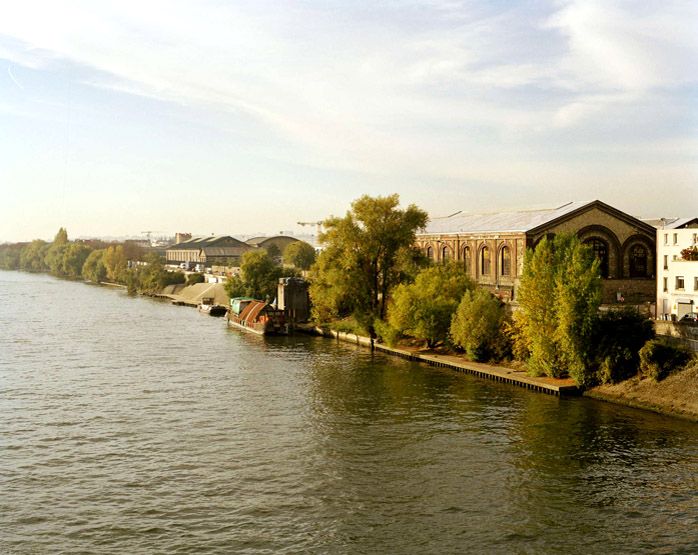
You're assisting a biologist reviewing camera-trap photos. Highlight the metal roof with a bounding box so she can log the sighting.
[422,201,594,235]
[168,236,248,250]
[657,217,698,229]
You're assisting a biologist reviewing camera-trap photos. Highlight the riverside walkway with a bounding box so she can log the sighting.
[307,327,580,396]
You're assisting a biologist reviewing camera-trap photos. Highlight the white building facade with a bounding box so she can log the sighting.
[656,218,698,320]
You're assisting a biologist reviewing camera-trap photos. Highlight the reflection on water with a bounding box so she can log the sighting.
[1,270,697,554]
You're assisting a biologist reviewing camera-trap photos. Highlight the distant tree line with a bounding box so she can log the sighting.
[0,228,185,294]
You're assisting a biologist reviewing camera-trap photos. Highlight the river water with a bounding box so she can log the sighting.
[1,270,696,554]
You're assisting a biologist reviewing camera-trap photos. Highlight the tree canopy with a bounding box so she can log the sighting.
[224,249,286,301]
[515,233,602,383]
[309,194,428,334]
[450,288,509,361]
[283,241,316,270]
[387,263,473,347]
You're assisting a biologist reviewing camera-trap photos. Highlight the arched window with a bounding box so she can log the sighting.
[584,238,609,277]
[426,246,433,261]
[462,246,471,274]
[480,246,490,275]
[442,246,451,263]
[500,246,511,276]
[630,245,648,277]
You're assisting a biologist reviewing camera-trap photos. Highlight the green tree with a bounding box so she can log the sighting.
[387,263,473,348]
[0,243,23,270]
[450,288,510,361]
[516,233,602,383]
[224,249,285,301]
[283,241,316,270]
[61,243,92,278]
[19,240,49,272]
[310,194,428,335]
[82,249,107,283]
[103,245,128,283]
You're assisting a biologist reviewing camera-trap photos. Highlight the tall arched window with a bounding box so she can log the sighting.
[500,246,511,276]
[442,246,451,263]
[584,238,609,277]
[480,246,490,275]
[426,246,433,261]
[630,245,648,277]
[462,246,471,274]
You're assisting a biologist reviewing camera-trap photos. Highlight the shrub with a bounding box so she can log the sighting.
[450,289,510,361]
[186,272,205,286]
[591,309,655,384]
[639,340,693,381]
[387,263,474,348]
[374,319,401,347]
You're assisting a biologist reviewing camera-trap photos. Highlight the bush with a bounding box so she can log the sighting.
[374,319,401,347]
[591,309,655,384]
[450,289,510,361]
[639,339,692,381]
[186,272,205,286]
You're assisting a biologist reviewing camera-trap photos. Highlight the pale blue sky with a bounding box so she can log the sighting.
[1,0,697,242]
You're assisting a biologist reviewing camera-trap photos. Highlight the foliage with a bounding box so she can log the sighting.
[387,263,473,348]
[0,243,23,270]
[680,246,698,261]
[82,249,108,283]
[373,318,401,347]
[516,233,602,384]
[265,243,281,262]
[450,288,510,361]
[61,243,92,279]
[103,245,128,282]
[19,240,49,272]
[283,241,316,270]
[639,340,693,381]
[186,272,206,285]
[310,194,428,336]
[224,249,287,301]
[590,309,655,384]
[128,254,184,294]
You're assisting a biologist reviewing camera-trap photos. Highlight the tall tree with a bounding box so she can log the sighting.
[387,263,473,347]
[283,241,316,270]
[310,194,428,335]
[82,249,107,283]
[224,249,286,301]
[515,233,601,383]
[103,245,128,282]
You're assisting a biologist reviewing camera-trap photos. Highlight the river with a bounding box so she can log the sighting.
[1,270,696,554]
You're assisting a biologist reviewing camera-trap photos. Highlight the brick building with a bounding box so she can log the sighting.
[416,200,656,304]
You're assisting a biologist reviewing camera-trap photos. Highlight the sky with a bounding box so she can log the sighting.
[0,0,697,242]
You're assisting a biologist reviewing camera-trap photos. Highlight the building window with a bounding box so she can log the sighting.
[663,277,668,292]
[676,276,685,290]
[673,233,678,245]
[663,255,668,270]
[462,246,471,274]
[694,277,698,291]
[426,246,433,260]
[629,245,648,277]
[584,238,609,277]
[442,246,450,263]
[664,233,668,245]
[500,246,511,276]
[480,246,490,275]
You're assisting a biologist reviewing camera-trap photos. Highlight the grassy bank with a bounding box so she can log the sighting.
[585,360,698,422]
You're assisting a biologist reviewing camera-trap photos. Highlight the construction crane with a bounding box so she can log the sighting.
[140,230,161,245]
[297,221,323,236]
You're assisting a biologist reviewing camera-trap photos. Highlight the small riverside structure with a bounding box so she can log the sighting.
[307,327,580,396]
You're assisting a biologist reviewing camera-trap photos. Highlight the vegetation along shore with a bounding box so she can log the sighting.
[1,194,695,421]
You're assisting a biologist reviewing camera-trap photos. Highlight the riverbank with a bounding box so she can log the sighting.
[302,325,697,421]
[301,326,580,396]
[585,361,698,422]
